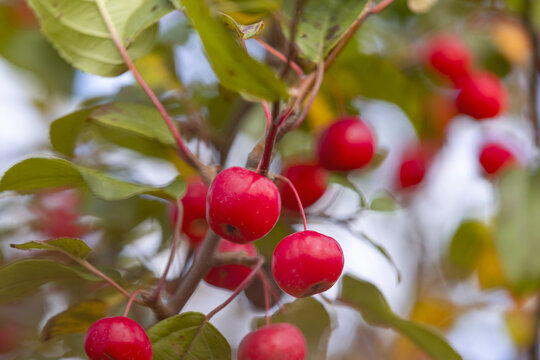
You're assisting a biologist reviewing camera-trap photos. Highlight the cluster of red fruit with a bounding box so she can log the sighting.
[425,34,520,176]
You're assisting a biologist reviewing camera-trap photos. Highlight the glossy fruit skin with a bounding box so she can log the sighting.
[426,35,472,83]
[317,117,375,171]
[279,163,328,211]
[238,323,307,360]
[479,142,516,175]
[84,317,152,360]
[204,239,257,290]
[206,167,281,243]
[272,230,344,298]
[397,145,430,190]
[455,72,507,120]
[169,177,209,247]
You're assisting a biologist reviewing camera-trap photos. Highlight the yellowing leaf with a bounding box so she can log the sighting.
[407,0,438,13]
[477,240,506,290]
[505,307,536,348]
[307,93,336,132]
[410,298,456,329]
[492,20,531,65]
[135,51,182,92]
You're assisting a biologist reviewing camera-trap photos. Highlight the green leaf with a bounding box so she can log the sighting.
[495,168,540,295]
[41,300,107,340]
[0,157,185,201]
[0,259,100,305]
[328,173,367,208]
[340,275,462,360]
[448,220,489,277]
[49,107,97,156]
[370,193,399,212]
[282,0,369,61]
[28,0,175,77]
[254,298,331,360]
[148,312,231,360]
[180,0,288,101]
[11,238,92,259]
[220,13,264,39]
[328,51,422,131]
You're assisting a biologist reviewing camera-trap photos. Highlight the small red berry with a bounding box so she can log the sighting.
[206,167,281,243]
[397,143,435,190]
[279,163,328,211]
[425,34,472,83]
[0,323,20,354]
[168,177,209,247]
[272,230,344,298]
[238,323,307,360]
[455,71,507,120]
[479,142,516,175]
[84,317,152,360]
[204,239,257,291]
[317,117,375,171]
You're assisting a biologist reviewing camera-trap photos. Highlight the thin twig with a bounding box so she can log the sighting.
[123,289,145,317]
[94,0,213,183]
[254,36,304,78]
[180,257,264,360]
[280,0,306,79]
[522,0,540,146]
[154,200,183,301]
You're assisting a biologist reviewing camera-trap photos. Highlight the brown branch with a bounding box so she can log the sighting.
[162,230,221,318]
[280,0,306,80]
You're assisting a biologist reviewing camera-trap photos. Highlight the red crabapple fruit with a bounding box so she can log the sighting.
[238,323,307,360]
[425,34,472,83]
[272,230,344,298]
[204,239,257,291]
[169,176,209,247]
[206,167,281,243]
[317,117,375,171]
[84,317,152,360]
[479,141,516,175]
[278,162,328,211]
[455,71,506,120]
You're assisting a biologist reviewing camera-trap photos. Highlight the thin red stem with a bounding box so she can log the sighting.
[290,61,324,131]
[123,289,144,317]
[180,257,264,360]
[154,199,183,301]
[275,174,307,231]
[254,36,304,78]
[262,100,272,130]
[371,0,394,13]
[95,0,208,180]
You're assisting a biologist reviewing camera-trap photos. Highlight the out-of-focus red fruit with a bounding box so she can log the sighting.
[203,239,257,291]
[238,323,307,360]
[455,72,507,120]
[33,189,88,238]
[168,177,209,247]
[479,141,516,175]
[278,163,328,211]
[84,317,152,360]
[317,117,376,171]
[206,167,281,244]
[425,34,472,84]
[424,93,459,137]
[272,230,344,298]
[397,143,435,190]
[0,323,20,354]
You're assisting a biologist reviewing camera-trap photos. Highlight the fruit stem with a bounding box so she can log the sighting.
[257,118,280,176]
[254,36,304,79]
[154,199,183,301]
[261,100,272,131]
[275,174,307,231]
[94,0,212,183]
[123,289,144,317]
[180,256,264,360]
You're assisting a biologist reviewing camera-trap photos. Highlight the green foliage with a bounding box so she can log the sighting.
[495,168,540,295]
[0,157,185,201]
[148,312,231,359]
[27,0,175,76]
[448,220,489,277]
[11,238,92,259]
[179,0,288,100]
[254,298,331,359]
[340,275,462,360]
[282,0,369,61]
[0,259,100,305]
[41,300,108,341]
